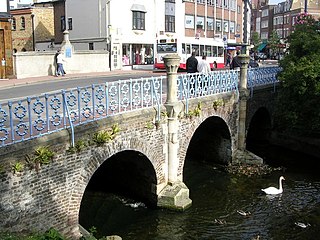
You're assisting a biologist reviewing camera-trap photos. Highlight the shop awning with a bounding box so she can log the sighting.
[257,43,267,51]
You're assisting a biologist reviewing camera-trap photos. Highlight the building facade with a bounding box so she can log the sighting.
[10,2,55,52]
[0,0,13,78]
[65,0,250,70]
[252,0,320,57]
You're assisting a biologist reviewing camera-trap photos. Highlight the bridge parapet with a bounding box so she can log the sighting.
[0,67,281,148]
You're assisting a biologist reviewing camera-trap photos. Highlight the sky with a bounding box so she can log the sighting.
[269,0,285,4]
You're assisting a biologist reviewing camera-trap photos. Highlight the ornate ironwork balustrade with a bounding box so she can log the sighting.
[0,66,281,147]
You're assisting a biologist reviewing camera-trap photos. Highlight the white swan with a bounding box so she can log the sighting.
[261,176,285,195]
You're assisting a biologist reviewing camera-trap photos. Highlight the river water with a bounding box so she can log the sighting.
[80,152,320,240]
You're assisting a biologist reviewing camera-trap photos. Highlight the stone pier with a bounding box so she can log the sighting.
[157,54,192,211]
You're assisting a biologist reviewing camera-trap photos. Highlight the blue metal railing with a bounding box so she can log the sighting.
[0,66,281,148]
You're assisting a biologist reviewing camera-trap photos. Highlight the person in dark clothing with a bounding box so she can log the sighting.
[230,50,241,70]
[186,51,198,73]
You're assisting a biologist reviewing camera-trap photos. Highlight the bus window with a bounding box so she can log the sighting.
[205,45,212,57]
[157,43,177,53]
[212,46,218,57]
[218,46,224,57]
[186,44,191,55]
[200,45,205,56]
[182,43,185,54]
[192,44,199,56]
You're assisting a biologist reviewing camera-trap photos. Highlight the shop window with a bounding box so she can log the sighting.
[131,44,154,65]
[132,11,145,30]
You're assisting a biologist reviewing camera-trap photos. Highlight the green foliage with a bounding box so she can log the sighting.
[40,228,65,240]
[275,13,320,134]
[93,130,112,145]
[212,99,224,110]
[187,102,202,118]
[24,146,54,172]
[0,228,65,240]
[88,226,97,235]
[251,32,261,52]
[34,146,54,165]
[12,162,24,174]
[145,121,154,129]
[67,139,87,154]
[268,30,281,55]
[93,124,120,146]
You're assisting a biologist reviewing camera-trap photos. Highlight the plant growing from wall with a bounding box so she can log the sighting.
[93,124,121,146]
[93,130,112,146]
[67,139,87,154]
[111,123,120,138]
[25,146,54,173]
[12,162,24,174]
[187,102,202,118]
[145,121,154,130]
[34,146,54,165]
[212,99,224,110]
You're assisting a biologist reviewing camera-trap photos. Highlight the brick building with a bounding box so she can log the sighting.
[10,4,54,52]
[0,0,13,78]
[10,2,56,52]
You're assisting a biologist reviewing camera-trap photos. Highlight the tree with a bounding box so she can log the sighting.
[275,13,320,135]
[251,31,261,52]
[268,30,281,59]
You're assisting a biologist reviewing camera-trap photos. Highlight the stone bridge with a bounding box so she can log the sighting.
[0,55,281,239]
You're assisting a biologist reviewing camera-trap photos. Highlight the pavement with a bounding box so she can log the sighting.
[0,69,158,90]
[0,60,278,90]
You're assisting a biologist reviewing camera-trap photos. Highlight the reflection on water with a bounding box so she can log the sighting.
[80,160,320,240]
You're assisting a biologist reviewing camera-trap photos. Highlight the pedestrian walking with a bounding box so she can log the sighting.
[55,50,66,77]
[197,55,211,74]
[230,50,241,70]
[186,50,198,73]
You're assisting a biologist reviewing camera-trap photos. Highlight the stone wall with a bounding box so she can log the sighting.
[13,50,109,78]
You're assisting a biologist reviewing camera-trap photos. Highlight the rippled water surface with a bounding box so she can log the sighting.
[80,162,320,240]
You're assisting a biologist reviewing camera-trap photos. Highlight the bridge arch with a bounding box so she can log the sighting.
[66,137,161,234]
[180,115,233,171]
[246,107,272,153]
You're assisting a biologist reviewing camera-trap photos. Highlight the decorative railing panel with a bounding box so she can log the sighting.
[0,76,165,147]
[247,66,281,97]
[177,70,239,100]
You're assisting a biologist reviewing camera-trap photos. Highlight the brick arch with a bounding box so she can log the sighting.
[178,111,235,178]
[246,86,277,131]
[65,136,163,237]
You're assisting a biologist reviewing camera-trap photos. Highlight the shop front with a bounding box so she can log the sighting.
[122,43,154,69]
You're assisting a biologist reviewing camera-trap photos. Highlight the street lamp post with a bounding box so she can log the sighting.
[305,0,308,13]
[243,0,249,55]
